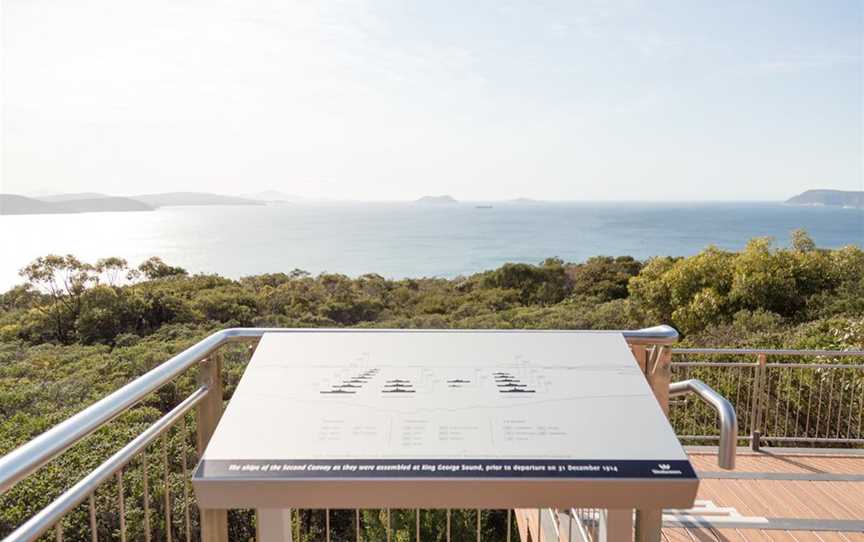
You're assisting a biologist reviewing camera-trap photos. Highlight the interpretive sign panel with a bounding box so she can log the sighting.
[193,330,698,509]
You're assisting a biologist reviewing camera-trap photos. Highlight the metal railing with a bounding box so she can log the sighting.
[670,348,864,449]
[537,377,738,542]
[266,508,516,542]
[0,327,678,542]
[5,324,860,542]
[7,388,207,541]
[8,323,862,542]
[668,380,737,469]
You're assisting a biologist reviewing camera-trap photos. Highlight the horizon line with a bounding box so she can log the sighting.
[5,191,852,205]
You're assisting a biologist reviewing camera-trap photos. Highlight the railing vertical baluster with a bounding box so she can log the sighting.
[163,433,172,542]
[117,470,126,542]
[678,364,686,435]
[749,358,759,447]
[825,371,836,440]
[696,367,707,433]
[741,365,750,435]
[296,509,301,542]
[762,366,771,439]
[536,509,541,541]
[846,374,854,439]
[794,370,804,439]
[769,369,785,437]
[476,509,481,542]
[446,509,451,542]
[773,367,781,437]
[557,508,563,538]
[354,508,360,542]
[750,354,766,450]
[805,369,815,438]
[355,509,360,542]
[506,509,511,542]
[142,450,151,542]
[682,365,692,436]
[529,508,543,542]
[386,508,391,542]
[855,378,863,439]
[326,508,331,542]
[694,366,701,436]
[782,369,791,437]
[745,366,755,435]
[723,363,730,398]
[566,510,573,542]
[835,370,846,439]
[89,493,98,542]
[815,372,825,438]
[416,509,420,542]
[772,368,782,438]
[55,522,63,542]
[179,418,191,542]
[734,366,743,436]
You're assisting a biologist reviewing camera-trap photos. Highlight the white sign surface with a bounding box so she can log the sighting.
[193,330,697,509]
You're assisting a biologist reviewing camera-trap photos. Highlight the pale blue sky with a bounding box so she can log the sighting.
[2,0,862,200]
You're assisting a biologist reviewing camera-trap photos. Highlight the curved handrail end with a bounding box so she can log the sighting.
[670,379,737,470]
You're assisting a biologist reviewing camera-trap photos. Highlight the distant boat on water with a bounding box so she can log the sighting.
[475,205,493,209]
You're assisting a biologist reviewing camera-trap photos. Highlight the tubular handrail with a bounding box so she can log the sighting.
[0,329,230,495]
[672,348,864,357]
[0,326,678,496]
[3,386,209,542]
[669,379,737,470]
[621,324,679,345]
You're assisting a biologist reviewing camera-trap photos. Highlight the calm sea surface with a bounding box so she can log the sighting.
[1,202,861,291]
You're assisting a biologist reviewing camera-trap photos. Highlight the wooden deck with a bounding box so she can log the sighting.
[514,448,864,542]
[663,449,864,541]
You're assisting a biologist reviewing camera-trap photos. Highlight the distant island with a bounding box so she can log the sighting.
[0,194,154,215]
[415,195,458,204]
[5,189,862,216]
[786,189,863,208]
[0,192,263,215]
[37,192,110,202]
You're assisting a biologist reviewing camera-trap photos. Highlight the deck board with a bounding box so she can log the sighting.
[660,451,864,541]
[520,451,862,541]
[661,528,864,542]
[687,452,864,475]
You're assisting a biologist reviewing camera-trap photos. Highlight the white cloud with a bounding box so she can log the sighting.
[757,54,859,74]
[2,0,861,200]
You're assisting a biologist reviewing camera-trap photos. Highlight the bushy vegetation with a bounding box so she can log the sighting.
[0,231,862,540]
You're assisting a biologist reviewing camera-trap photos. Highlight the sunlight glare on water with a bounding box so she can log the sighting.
[1,202,861,291]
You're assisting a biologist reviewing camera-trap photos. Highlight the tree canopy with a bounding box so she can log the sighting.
[1,230,862,539]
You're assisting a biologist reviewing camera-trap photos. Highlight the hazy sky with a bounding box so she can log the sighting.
[2,1,862,201]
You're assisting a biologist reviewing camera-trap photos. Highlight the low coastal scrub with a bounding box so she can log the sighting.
[1,230,862,540]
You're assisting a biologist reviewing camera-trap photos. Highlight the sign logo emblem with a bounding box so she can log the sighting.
[651,462,682,475]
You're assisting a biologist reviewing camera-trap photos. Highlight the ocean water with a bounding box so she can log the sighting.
[0,202,861,291]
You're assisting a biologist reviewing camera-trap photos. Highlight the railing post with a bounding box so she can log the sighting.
[630,345,648,374]
[647,345,672,415]
[750,353,767,451]
[599,509,633,542]
[197,352,228,542]
[633,344,671,542]
[634,509,661,542]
